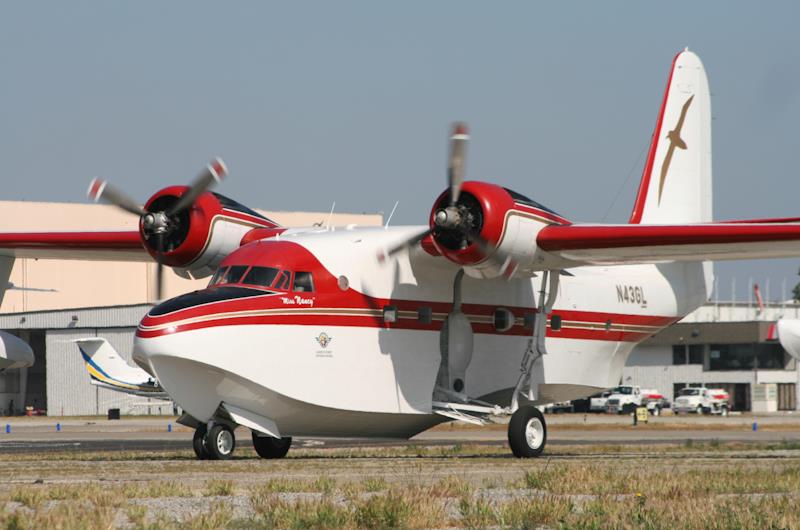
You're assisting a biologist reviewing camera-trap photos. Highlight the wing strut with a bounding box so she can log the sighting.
[511,269,560,412]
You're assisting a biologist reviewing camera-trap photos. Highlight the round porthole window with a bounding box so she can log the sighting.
[338,275,349,291]
[494,308,515,333]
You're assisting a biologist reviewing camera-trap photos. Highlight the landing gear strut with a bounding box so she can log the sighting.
[508,406,547,458]
[252,431,292,459]
[192,423,236,460]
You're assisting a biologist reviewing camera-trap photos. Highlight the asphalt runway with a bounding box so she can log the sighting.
[2,413,799,454]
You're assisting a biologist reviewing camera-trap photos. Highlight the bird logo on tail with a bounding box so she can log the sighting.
[658,95,694,204]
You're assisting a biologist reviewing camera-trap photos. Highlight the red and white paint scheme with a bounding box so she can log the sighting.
[3,49,800,459]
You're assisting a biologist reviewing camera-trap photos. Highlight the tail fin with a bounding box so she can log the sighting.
[75,338,162,393]
[629,50,712,224]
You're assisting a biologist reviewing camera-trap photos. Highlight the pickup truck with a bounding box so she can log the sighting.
[589,391,612,412]
[672,387,730,415]
[605,386,665,415]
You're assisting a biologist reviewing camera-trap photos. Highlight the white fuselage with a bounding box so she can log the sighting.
[133,226,710,438]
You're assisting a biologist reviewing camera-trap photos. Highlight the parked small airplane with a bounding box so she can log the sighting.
[1,49,800,460]
[0,331,33,372]
[75,338,168,398]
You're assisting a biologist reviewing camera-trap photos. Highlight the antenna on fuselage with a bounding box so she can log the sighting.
[384,201,399,229]
[325,202,336,231]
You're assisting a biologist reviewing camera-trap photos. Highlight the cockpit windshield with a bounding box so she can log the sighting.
[208,265,314,293]
[243,266,280,288]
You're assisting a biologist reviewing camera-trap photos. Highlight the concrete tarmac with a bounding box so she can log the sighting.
[1,412,798,454]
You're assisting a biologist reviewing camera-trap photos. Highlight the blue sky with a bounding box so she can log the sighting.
[2,2,799,300]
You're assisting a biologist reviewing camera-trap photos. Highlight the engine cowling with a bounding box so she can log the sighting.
[428,181,571,279]
[141,187,279,278]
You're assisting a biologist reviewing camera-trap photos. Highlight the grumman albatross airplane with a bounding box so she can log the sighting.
[2,49,800,459]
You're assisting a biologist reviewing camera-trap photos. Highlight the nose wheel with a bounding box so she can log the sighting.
[193,423,236,460]
[508,405,547,458]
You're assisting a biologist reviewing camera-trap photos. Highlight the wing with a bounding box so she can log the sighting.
[0,231,148,261]
[537,222,800,265]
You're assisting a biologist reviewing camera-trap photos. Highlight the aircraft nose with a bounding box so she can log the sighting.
[0,331,34,370]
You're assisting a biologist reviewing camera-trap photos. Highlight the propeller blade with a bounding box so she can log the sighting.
[87,179,146,216]
[166,157,228,216]
[448,122,469,206]
[378,228,432,263]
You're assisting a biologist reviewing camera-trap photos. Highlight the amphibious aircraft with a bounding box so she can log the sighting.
[2,49,800,459]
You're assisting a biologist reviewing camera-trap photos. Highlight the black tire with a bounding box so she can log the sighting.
[508,406,547,458]
[623,403,636,415]
[206,424,236,460]
[193,424,209,460]
[252,432,292,459]
[696,405,704,415]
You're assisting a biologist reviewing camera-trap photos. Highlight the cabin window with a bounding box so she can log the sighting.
[243,266,280,288]
[293,272,315,292]
[494,308,515,332]
[209,267,229,286]
[222,265,249,284]
[383,305,398,323]
[550,314,562,331]
[274,270,291,291]
[418,307,432,324]
[523,313,535,330]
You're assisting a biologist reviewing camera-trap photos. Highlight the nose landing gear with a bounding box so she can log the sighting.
[192,423,293,460]
[192,423,236,460]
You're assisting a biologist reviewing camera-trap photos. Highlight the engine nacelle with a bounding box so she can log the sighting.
[429,181,571,279]
[141,187,279,278]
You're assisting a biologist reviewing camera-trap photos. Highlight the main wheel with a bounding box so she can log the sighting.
[252,432,292,459]
[508,406,547,458]
[696,405,704,415]
[206,424,236,460]
[193,424,210,460]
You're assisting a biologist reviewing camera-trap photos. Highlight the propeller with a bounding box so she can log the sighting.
[88,158,228,299]
[380,123,510,271]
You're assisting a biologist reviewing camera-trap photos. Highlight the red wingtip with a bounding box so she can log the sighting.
[209,157,228,181]
[87,178,106,201]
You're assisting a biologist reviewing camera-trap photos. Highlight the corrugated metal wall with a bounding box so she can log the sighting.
[46,327,172,416]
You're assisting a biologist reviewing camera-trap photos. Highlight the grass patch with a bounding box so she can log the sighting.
[204,478,235,497]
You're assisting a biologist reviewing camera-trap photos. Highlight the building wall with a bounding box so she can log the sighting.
[625,347,800,400]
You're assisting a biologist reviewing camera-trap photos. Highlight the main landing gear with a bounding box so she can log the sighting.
[192,424,292,460]
[508,406,547,458]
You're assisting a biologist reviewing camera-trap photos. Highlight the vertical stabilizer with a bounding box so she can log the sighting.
[75,338,164,394]
[629,50,712,225]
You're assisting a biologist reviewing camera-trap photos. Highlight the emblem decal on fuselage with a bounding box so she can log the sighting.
[315,332,332,349]
[315,332,333,357]
[658,94,694,204]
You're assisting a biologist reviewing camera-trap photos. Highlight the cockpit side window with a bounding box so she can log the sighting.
[243,266,280,288]
[221,265,249,285]
[209,267,229,286]
[274,270,291,291]
[293,271,314,292]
